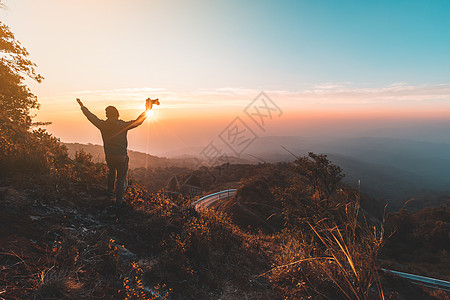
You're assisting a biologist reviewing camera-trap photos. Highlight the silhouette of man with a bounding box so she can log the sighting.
[76,98,151,207]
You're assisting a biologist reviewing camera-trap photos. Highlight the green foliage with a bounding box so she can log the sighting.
[0,20,43,128]
[0,21,105,182]
[158,208,239,280]
[0,21,42,81]
[270,153,350,228]
[292,152,345,201]
[381,205,450,278]
[0,20,58,177]
[0,127,69,176]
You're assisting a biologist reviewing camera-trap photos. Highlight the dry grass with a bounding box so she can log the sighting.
[263,205,385,299]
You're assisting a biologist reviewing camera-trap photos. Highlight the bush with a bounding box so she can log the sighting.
[0,126,69,176]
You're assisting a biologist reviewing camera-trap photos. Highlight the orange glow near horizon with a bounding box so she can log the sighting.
[34,100,450,156]
[27,83,450,156]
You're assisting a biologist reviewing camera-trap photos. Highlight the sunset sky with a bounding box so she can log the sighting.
[2,0,450,155]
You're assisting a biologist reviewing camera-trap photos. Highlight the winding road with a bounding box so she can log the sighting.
[193,189,236,210]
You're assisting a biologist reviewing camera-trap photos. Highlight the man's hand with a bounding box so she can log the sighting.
[145,98,152,111]
[76,98,84,107]
[145,98,160,111]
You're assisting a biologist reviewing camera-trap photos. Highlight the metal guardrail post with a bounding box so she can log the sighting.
[194,189,236,210]
[382,269,450,292]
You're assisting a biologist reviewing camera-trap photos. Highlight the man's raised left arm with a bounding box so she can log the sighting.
[77,98,103,129]
[130,111,147,128]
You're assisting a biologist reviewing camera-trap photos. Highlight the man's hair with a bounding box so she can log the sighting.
[105,106,119,119]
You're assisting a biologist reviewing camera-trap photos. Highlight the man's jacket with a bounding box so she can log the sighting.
[81,106,146,156]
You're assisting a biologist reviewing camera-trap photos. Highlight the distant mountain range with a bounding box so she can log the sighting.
[64,136,450,208]
[163,136,450,206]
[245,136,450,205]
[63,143,252,170]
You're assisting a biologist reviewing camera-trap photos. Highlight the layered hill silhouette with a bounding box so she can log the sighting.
[202,136,450,209]
[66,136,450,210]
[63,142,252,170]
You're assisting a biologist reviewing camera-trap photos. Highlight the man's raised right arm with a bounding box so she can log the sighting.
[77,98,103,129]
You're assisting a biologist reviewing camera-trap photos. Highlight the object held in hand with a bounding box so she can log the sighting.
[146,98,160,110]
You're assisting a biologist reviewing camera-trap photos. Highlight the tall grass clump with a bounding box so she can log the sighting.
[263,153,385,299]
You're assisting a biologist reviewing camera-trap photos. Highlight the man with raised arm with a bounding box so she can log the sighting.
[76,98,152,208]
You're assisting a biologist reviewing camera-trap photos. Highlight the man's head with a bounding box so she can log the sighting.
[105,106,119,119]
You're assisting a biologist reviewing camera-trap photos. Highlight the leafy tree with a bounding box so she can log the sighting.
[292,152,344,201]
[268,153,350,228]
[0,16,67,175]
[0,19,43,129]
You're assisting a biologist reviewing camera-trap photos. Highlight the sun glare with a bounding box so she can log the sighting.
[146,110,154,118]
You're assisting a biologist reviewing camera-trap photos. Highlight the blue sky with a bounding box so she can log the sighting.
[3,0,450,91]
[228,0,450,87]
